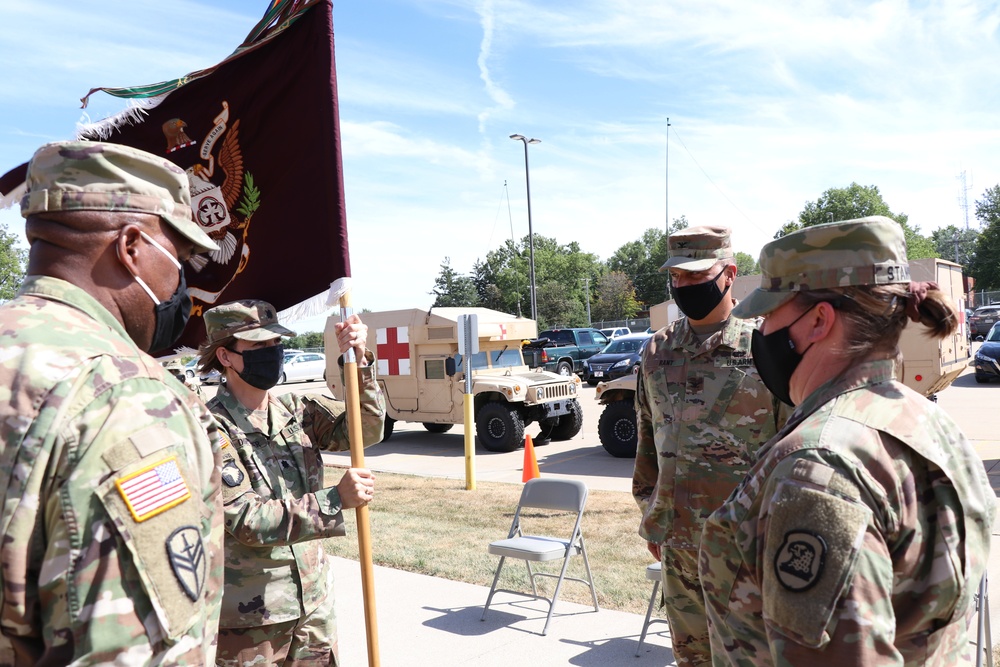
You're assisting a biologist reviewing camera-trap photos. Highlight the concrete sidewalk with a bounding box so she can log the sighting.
[331,557,674,666]
[309,363,1000,664]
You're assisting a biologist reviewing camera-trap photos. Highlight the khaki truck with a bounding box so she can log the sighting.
[595,257,970,456]
[325,307,582,452]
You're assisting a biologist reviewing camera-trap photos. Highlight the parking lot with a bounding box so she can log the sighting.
[229,353,1000,495]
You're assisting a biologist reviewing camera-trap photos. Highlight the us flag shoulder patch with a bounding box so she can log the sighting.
[116,457,191,522]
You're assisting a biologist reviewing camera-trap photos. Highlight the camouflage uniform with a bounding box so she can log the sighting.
[634,226,785,666]
[0,143,224,663]
[699,217,997,665]
[203,302,385,666]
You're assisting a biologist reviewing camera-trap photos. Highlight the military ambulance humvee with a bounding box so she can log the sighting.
[594,257,971,457]
[325,308,582,452]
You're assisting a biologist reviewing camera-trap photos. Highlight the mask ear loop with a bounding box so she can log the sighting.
[128,231,184,305]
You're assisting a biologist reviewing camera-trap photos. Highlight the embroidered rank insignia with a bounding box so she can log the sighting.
[774,530,826,592]
[221,459,245,487]
[115,457,191,522]
[166,526,207,601]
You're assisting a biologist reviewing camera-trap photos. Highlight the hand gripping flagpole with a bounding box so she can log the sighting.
[329,277,380,667]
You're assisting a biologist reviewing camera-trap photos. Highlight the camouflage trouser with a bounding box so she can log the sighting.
[661,547,711,667]
[217,594,339,667]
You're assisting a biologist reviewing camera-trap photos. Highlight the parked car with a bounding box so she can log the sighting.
[279,351,326,384]
[969,305,1000,339]
[599,327,631,340]
[184,358,199,379]
[974,322,1000,383]
[584,332,652,386]
[199,368,224,385]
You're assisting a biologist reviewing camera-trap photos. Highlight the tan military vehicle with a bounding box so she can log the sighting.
[325,307,582,452]
[595,257,970,456]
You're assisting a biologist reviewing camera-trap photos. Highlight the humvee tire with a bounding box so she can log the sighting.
[598,399,638,458]
[476,401,525,452]
[423,423,454,433]
[381,416,396,443]
[548,398,583,441]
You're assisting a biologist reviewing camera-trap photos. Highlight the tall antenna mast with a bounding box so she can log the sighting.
[958,170,973,229]
[665,117,670,236]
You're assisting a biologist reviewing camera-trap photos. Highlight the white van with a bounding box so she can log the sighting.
[599,327,631,340]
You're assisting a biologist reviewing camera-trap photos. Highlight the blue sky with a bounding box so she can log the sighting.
[2,0,999,333]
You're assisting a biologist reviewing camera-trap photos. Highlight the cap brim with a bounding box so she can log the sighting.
[659,256,720,272]
[732,289,798,319]
[163,213,219,253]
[232,323,296,341]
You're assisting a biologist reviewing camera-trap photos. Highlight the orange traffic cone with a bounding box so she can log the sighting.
[522,434,541,482]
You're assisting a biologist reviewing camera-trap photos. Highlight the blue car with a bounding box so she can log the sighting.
[584,333,652,386]
[974,323,1000,383]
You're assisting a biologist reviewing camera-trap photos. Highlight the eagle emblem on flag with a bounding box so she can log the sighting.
[163,101,262,308]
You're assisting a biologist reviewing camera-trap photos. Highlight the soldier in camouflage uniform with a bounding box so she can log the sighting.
[199,300,385,666]
[634,226,786,666]
[699,216,996,665]
[0,141,225,663]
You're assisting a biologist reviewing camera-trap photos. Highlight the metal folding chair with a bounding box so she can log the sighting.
[977,572,993,667]
[637,561,670,656]
[481,478,599,635]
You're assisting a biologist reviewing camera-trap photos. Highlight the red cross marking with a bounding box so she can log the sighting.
[377,326,410,375]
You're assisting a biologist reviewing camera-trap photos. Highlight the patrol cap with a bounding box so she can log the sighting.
[20,140,218,254]
[203,299,296,344]
[660,225,734,272]
[733,216,910,319]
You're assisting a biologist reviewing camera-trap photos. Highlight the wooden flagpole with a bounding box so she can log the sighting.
[338,288,380,667]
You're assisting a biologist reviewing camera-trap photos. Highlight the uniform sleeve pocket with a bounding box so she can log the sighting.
[762,481,870,648]
[98,447,208,640]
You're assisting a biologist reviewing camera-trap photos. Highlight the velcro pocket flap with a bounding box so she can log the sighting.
[762,480,870,648]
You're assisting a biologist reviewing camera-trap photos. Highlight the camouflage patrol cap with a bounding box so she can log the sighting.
[660,225,734,272]
[203,299,296,344]
[732,216,910,319]
[20,141,218,253]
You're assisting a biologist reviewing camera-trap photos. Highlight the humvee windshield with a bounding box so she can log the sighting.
[454,348,524,372]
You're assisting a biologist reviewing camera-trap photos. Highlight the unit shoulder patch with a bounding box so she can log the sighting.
[166,526,207,601]
[774,530,826,591]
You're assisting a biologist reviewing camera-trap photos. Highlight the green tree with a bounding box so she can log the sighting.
[734,251,759,276]
[773,220,801,240]
[0,222,26,302]
[793,183,936,259]
[536,280,587,328]
[430,257,479,307]
[591,271,641,322]
[931,225,979,268]
[970,186,1000,291]
[606,216,688,308]
[473,234,601,324]
[286,331,324,350]
[474,239,531,316]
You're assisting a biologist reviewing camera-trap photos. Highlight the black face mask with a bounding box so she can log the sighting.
[124,231,192,353]
[750,307,815,407]
[149,268,192,353]
[673,267,730,321]
[231,344,285,390]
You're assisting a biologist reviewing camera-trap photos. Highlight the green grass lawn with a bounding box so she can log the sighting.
[322,470,657,615]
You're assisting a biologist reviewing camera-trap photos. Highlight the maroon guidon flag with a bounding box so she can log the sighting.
[69,0,350,353]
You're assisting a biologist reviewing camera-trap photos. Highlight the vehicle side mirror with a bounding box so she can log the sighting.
[445,358,457,376]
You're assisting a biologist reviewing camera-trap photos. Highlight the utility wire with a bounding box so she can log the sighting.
[670,126,767,236]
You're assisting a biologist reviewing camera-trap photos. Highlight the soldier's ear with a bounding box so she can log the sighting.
[115,224,144,273]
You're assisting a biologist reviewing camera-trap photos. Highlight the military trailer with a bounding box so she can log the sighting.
[595,259,970,456]
[325,308,582,452]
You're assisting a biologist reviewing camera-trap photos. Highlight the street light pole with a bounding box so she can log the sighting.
[510,134,540,322]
